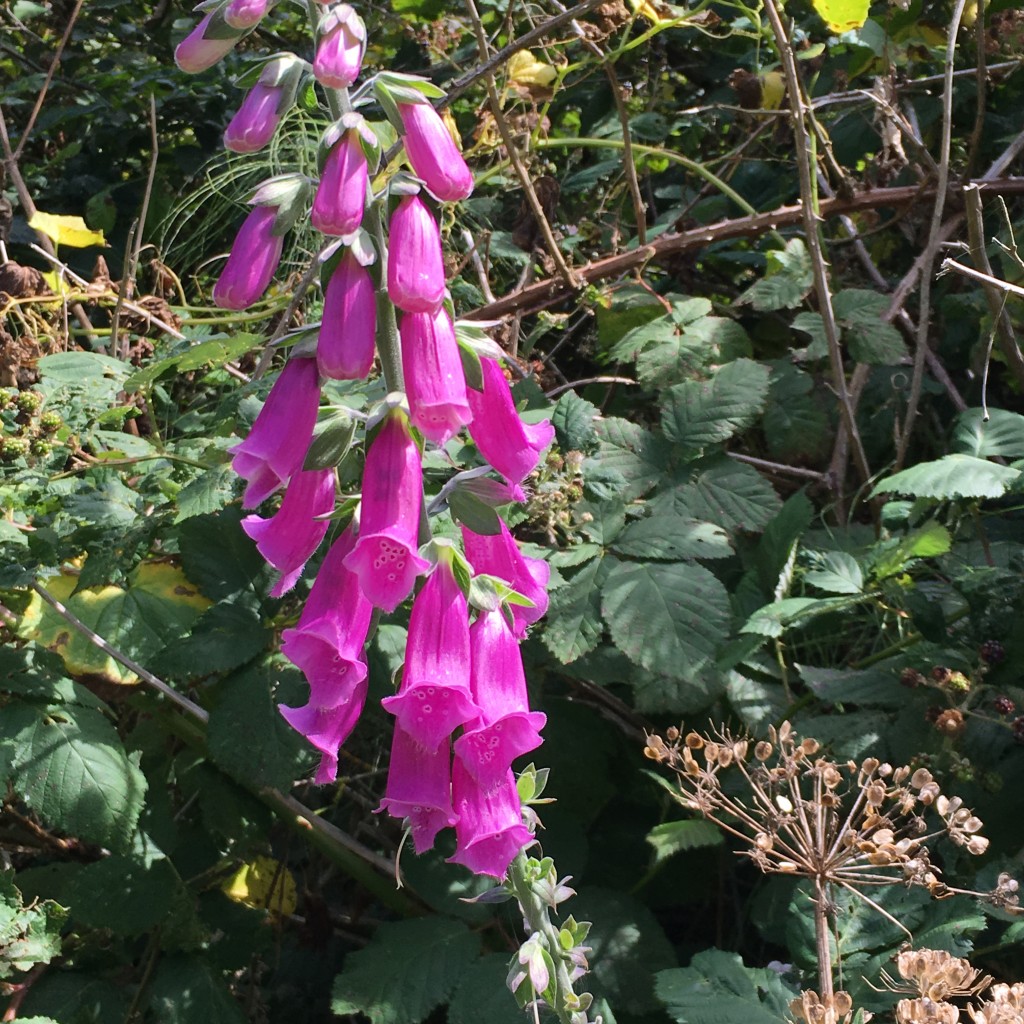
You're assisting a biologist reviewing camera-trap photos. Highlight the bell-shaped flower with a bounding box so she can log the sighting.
[175,11,243,73]
[213,205,284,310]
[319,251,376,380]
[343,409,430,611]
[454,607,545,793]
[398,101,474,203]
[312,129,368,237]
[387,194,445,315]
[401,308,471,445]
[230,356,320,508]
[449,761,533,879]
[461,521,549,636]
[225,83,284,152]
[279,526,373,709]
[280,675,367,785]
[224,0,271,30]
[313,4,366,89]
[466,357,554,498]
[242,467,335,596]
[378,727,457,854]
[382,553,479,751]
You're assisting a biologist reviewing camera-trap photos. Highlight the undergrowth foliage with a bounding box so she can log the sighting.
[2,0,1024,1022]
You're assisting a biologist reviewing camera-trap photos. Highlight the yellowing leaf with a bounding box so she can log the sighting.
[29,211,106,249]
[629,0,676,25]
[759,71,786,111]
[222,857,297,915]
[806,0,868,32]
[40,270,73,298]
[440,107,465,152]
[507,51,557,89]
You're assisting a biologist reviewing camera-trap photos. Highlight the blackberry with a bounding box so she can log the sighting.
[994,696,1016,716]
[0,436,29,460]
[900,668,926,688]
[14,391,43,415]
[29,438,53,457]
[1013,716,1024,744]
[38,411,61,433]
[981,640,1007,665]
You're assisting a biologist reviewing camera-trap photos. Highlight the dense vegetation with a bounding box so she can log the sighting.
[2,0,1024,1022]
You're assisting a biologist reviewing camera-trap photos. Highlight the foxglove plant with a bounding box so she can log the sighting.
[198,4,599,1018]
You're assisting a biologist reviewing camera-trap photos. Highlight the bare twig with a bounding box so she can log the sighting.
[463,0,582,293]
[727,451,827,483]
[545,375,635,397]
[941,256,1024,299]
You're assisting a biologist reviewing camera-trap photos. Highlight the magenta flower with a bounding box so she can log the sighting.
[454,607,545,793]
[387,194,445,314]
[461,521,549,636]
[313,4,366,89]
[319,251,376,380]
[175,12,242,73]
[449,761,533,879]
[225,83,284,153]
[378,727,457,853]
[242,467,335,596]
[401,308,472,445]
[213,205,284,310]
[382,555,479,751]
[398,102,474,202]
[280,676,367,785]
[343,410,430,611]
[312,130,368,237]
[466,357,555,498]
[230,356,320,508]
[279,527,373,708]
[224,0,270,30]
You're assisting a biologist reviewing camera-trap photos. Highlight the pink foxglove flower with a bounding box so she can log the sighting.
[343,410,430,611]
[398,102,474,202]
[225,83,284,153]
[280,676,367,785]
[224,0,270,30]
[242,467,335,596]
[466,357,554,498]
[175,12,242,73]
[461,521,549,636]
[387,194,445,314]
[401,308,471,445]
[312,130,368,237]
[378,727,457,853]
[313,4,366,89]
[449,761,532,879]
[279,527,373,709]
[230,356,320,508]
[454,606,545,793]
[213,205,284,309]
[319,251,376,380]
[381,555,479,751]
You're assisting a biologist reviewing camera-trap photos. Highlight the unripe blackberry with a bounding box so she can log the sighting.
[15,391,43,414]
[900,668,926,688]
[931,666,952,685]
[980,640,1006,665]
[38,411,61,433]
[29,438,52,457]
[994,696,1015,716]
[1,436,29,460]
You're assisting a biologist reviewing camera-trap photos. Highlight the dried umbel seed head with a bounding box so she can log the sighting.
[895,948,989,1001]
[666,726,680,742]
[789,989,858,1024]
[896,997,959,1024]
[754,741,772,761]
[934,709,966,738]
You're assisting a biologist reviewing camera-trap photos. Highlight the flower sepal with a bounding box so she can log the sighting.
[249,173,312,234]
[372,71,445,130]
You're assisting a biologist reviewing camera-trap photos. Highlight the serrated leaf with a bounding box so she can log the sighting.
[123,334,260,392]
[742,595,861,637]
[1,701,147,851]
[763,363,829,463]
[645,820,723,864]
[542,555,609,664]
[448,954,531,1024]
[158,601,269,679]
[611,516,733,560]
[331,918,480,1024]
[797,664,905,707]
[738,239,813,311]
[551,390,599,451]
[846,320,908,364]
[656,949,796,1024]
[0,874,66,979]
[953,408,1024,458]
[174,464,238,522]
[67,857,180,934]
[148,956,248,1024]
[177,508,268,601]
[590,418,669,501]
[871,454,1021,500]
[601,560,729,679]
[660,359,770,451]
[803,551,864,594]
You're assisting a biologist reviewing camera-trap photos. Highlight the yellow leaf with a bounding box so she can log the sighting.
[440,107,465,151]
[40,270,73,298]
[629,0,675,25]
[507,51,558,88]
[806,0,868,32]
[29,211,106,249]
[222,857,297,916]
[759,71,786,111]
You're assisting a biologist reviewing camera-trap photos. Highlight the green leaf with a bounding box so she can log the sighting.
[809,0,868,32]
[755,490,814,595]
[660,359,770,452]
[304,411,356,470]
[38,351,131,386]
[174,464,238,523]
[551,390,600,451]
[601,560,729,679]
[656,949,796,1024]
[797,664,905,707]
[871,454,1021,500]
[177,509,268,602]
[652,457,782,534]
[803,551,864,594]
[158,602,270,679]
[742,595,861,637]
[870,521,951,579]
[447,486,501,535]
[448,954,532,1024]
[1,701,147,852]
[331,918,480,1024]
[0,874,66,979]
[66,857,180,934]
[611,516,733,561]
[148,955,248,1024]
[738,239,813,311]
[953,407,1024,458]
[590,418,670,501]
[845,320,907,364]
[123,334,260,392]
[645,820,722,864]
[763,363,830,463]
[542,555,610,664]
